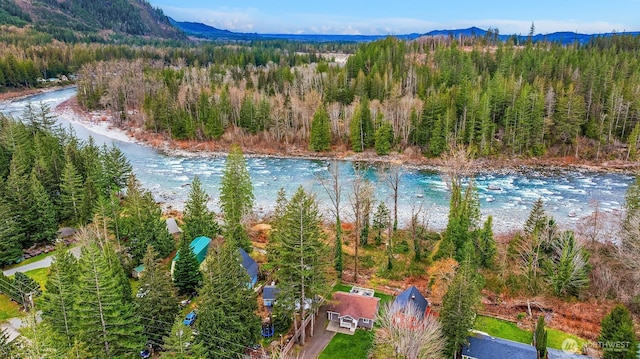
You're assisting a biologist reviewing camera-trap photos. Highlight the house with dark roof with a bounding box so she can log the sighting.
[327,291,380,332]
[165,218,182,236]
[239,247,259,289]
[263,283,279,307]
[393,285,430,318]
[462,333,537,359]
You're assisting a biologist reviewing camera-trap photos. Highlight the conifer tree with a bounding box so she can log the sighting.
[74,240,144,357]
[100,143,132,192]
[372,202,390,246]
[534,315,548,359]
[42,245,79,350]
[476,216,496,268]
[599,305,637,359]
[309,105,331,152]
[0,202,24,266]
[161,318,204,358]
[374,121,394,155]
[29,169,58,243]
[440,242,480,357]
[172,237,202,296]
[220,144,254,252]
[182,175,219,241]
[60,158,85,224]
[135,246,179,346]
[196,242,261,357]
[270,187,331,345]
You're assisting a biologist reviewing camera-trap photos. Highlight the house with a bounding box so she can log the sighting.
[170,236,212,275]
[392,285,430,318]
[239,247,259,288]
[165,218,182,237]
[132,264,145,279]
[327,291,380,332]
[263,283,279,307]
[462,332,537,359]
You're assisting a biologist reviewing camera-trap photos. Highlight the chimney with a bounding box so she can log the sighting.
[411,294,415,300]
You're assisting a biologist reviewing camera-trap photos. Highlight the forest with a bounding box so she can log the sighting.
[71,35,640,161]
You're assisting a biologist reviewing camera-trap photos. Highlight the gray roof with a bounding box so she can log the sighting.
[462,333,536,359]
[393,285,429,316]
[57,227,76,238]
[239,248,259,280]
[263,285,280,300]
[547,348,595,359]
[166,218,182,234]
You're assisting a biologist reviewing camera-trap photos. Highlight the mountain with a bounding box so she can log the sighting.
[0,0,184,41]
[169,18,261,41]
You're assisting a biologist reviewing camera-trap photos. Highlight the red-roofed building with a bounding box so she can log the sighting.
[327,291,380,331]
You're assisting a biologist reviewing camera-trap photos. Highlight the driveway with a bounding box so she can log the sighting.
[2,247,80,276]
[299,305,335,359]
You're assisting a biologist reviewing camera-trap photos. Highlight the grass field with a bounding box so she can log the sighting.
[0,294,22,322]
[318,329,374,359]
[22,267,50,290]
[474,316,533,344]
[547,328,589,350]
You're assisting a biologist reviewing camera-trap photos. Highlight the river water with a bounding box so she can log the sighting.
[0,87,634,233]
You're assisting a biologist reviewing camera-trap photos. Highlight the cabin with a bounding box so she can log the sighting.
[327,290,380,332]
[239,247,259,288]
[170,236,212,275]
[263,283,279,307]
[132,264,145,279]
[392,285,430,318]
[165,218,182,238]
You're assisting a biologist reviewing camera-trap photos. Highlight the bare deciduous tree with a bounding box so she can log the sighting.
[373,301,445,359]
[349,169,374,283]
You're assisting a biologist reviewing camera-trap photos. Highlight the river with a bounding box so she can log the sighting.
[0,87,633,233]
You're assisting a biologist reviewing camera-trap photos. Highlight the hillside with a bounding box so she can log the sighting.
[0,0,184,41]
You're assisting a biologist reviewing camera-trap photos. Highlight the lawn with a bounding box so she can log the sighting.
[473,316,533,344]
[330,283,393,305]
[318,330,374,359]
[547,328,588,350]
[0,294,22,322]
[22,268,50,290]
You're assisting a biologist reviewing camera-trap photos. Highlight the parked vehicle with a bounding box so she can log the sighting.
[140,349,151,358]
[183,310,197,326]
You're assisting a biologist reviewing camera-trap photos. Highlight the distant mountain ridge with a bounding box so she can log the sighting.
[171,19,640,44]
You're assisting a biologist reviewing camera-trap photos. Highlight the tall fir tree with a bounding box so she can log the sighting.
[534,315,548,359]
[135,246,179,347]
[599,305,637,359]
[74,240,144,357]
[161,318,204,358]
[270,187,331,345]
[374,121,394,155]
[476,216,497,268]
[182,175,219,241]
[196,242,261,357]
[172,237,202,296]
[29,169,58,244]
[100,143,133,193]
[220,144,254,252]
[60,158,85,225]
[440,241,481,357]
[42,244,79,350]
[0,202,24,265]
[309,105,331,152]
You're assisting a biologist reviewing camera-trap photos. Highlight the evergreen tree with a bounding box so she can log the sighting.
[545,231,589,297]
[270,187,331,345]
[220,144,254,252]
[135,246,179,347]
[440,242,480,357]
[172,237,202,296]
[42,244,79,350]
[534,315,548,359]
[74,241,144,357]
[309,105,331,151]
[599,305,637,359]
[13,272,41,309]
[161,318,204,358]
[100,143,133,192]
[372,202,390,246]
[29,169,58,244]
[525,198,547,237]
[196,242,261,357]
[60,158,85,224]
[623,176,640,228]
[476,216,497,268]
[182,175,219,241]
[0,202,24,266]
[374,121,394,155]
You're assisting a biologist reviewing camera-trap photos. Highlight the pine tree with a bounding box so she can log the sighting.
[440,242,480,357]
[0,202,24,266]
[374,121,394,155]
[161,318,204,358]
[220,144,254,252]
[196,242,261,357]
[270,187,331,345]
[172,237,202,296]
[372,202,390,246]
[29,169,58,244]
[525,198,547,237]
[135,246,179,347]
[100,143,132,192]
[42,244,79,350]
[534,315,548,359]
[74,241,144,357]
[476,216,496,268]
[182,175,219,241]
[60,158,85,224]
[309,105,331,152]
[599,305,637,359]
[545,231,589,297]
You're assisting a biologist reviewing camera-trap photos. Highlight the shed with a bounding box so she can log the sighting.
[263,284,279,307]
[166,218,182,235]
[393,285,430,318]
[171,236,212,274]
[132,264,145,279]
[239,247,259,288]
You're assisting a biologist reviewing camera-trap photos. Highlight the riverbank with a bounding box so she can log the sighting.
[53,95,639,175]
[0,84,76,103]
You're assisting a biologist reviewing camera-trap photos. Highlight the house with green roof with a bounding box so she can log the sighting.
[170,236,212,274]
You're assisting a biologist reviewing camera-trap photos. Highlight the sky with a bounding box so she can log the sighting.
[149,0,640,35]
